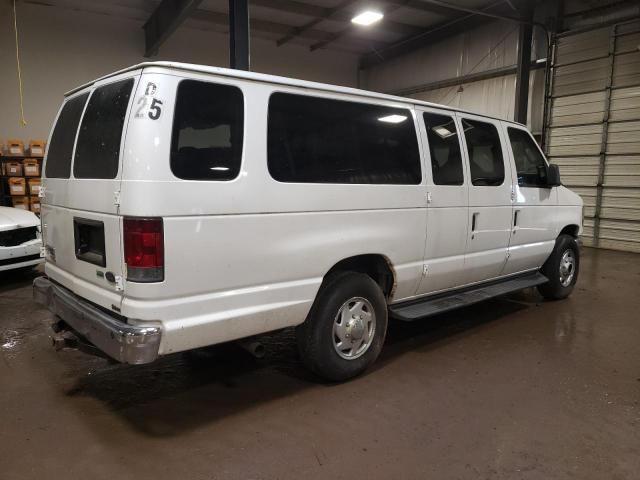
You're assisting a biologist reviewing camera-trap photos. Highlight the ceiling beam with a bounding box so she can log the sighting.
[414,0,525,24]
[311,0,528,53]
[385,0,471,17]
[359,1,515,68]
[276,0,361,47]
[249,0,421,43]
[309,1,408,52]
[190,8,379,51]
[563,0,638,18]
[501,0,536,16]
[257,0,500,20]
[143,0,204,57]
[251,0,329,17]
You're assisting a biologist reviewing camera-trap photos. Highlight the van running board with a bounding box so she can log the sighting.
[390,272,548,321]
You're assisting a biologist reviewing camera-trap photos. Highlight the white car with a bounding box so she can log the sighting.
[0,206,43,272]
[33,62,583,381]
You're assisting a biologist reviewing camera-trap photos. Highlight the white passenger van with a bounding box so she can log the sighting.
[34,62,583,380]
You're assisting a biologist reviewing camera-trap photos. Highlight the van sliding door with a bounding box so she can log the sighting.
[415,108,469,295]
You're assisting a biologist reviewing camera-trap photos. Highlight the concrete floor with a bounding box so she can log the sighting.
[1,248,639,480]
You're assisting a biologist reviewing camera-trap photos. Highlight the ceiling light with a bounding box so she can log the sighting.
[433,126,454,138]
[378,114,407,123]
[352,11,384,26]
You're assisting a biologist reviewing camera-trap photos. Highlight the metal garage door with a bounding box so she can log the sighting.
[546,20,640,253]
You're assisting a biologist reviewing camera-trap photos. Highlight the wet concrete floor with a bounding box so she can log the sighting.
[1,247,639,479]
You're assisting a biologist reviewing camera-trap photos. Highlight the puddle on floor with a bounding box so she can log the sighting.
[1,328,27,359]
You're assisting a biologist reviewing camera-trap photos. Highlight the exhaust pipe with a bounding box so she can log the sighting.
[236,338,266,359]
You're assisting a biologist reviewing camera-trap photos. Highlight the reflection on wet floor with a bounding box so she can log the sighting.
[1,329,25,358]
[1,249,640,480]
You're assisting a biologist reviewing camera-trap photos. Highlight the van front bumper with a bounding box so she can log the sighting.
[33,276,161,364]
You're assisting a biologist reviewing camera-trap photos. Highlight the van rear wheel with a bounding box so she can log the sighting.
[538,234,580,300]
[296,272,388,382]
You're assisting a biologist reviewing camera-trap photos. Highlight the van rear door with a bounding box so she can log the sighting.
[41,71,141,311]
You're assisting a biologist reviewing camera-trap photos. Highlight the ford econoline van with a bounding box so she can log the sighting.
[33,62,583,381]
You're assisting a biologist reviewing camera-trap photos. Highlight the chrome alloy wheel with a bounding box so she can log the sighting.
[559,249,576,287]
[332,297,376,360]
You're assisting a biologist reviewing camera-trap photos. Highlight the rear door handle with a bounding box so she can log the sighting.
[513,210,520,233]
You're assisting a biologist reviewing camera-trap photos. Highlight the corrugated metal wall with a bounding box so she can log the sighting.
[546,19,640,253]
[363,20,547,133]
[409,69,546,135]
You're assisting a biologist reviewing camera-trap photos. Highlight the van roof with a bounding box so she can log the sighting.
[65,61,524,127]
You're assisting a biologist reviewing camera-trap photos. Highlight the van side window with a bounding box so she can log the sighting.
[170,80,244,181]
[423,112,464,186]
[74,79,134,179]
[45,93,89,178]
[268,93,421,184]
[507,127,548,187]
[462,119,505,186]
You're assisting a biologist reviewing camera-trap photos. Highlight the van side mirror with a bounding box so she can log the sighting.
[546,163,561,187]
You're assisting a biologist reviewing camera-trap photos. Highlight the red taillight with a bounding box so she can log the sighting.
[123,217,164,282]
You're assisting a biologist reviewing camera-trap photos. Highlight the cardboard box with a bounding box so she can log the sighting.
[5,161,23,176]
[30,196,41,214]
[23,158,40,177]
[29,140,46,157]
[9,177,27,196]
[11,196,29,210]
[28,178,42,196]
[6,139,25,157]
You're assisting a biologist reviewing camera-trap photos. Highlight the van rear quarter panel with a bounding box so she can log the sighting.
[121,71,427,354]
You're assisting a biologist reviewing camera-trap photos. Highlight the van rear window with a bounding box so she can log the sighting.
[170,80,244,181]
[74,79,134,179]
[45,93,89,178]
[267,93,421,185]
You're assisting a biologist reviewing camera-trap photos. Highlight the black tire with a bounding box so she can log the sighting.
[296,271,388,382]
[537,234,580,300]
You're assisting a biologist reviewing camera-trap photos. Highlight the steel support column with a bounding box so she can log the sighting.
[229,0,250,70]
[514,10,533,124]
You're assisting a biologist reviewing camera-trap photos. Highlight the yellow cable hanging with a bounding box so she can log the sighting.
[13,0,28,127]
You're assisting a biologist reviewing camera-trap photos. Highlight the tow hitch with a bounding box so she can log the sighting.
[49,320,115,362]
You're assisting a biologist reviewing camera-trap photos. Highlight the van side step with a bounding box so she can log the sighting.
[390,272,548,321]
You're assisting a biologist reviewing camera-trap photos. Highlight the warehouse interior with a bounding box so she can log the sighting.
[1,0,639,478]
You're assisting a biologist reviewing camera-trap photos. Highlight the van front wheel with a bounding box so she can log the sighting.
[296,272,388,382]
[538,234,580,300]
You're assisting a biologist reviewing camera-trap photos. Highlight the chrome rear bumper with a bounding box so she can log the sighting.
[33,276,161,364]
